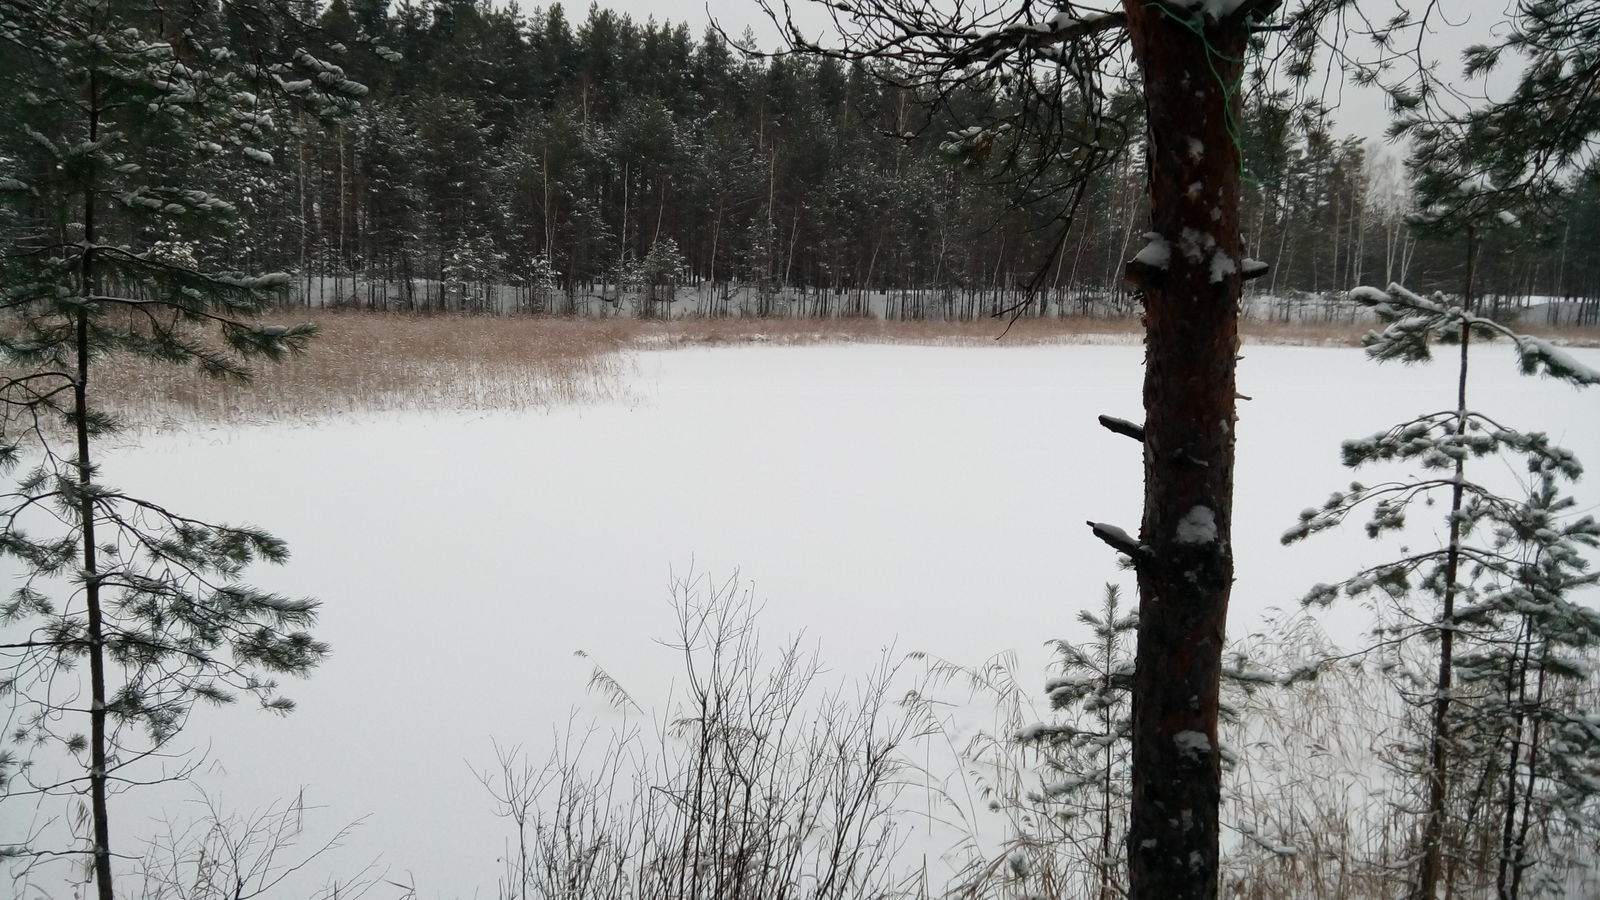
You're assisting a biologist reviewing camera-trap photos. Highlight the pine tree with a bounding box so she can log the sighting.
[1026,584,1137,900]
[1406,0,1600,214]
[972,583,1279,900]
[1453,476,1600,899]
[0,3,359,896]
[1283,282,1600,900]
[629,237,687,318]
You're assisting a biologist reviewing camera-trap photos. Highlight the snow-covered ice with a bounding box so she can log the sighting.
[3,340,1596,895]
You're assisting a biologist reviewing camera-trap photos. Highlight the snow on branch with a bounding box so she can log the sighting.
[1088,521,1146,559]
[1130,232,1170,272]
[1349,283,1600,387]
[1514,336,1600,387]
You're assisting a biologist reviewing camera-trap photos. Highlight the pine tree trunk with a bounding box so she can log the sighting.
[1508,648,1549,900]
[77,62,114,900]
[1416,228,1478,900]
[1120,8,1247,900]
[1496,621,1535,900]
[77,286,113,900]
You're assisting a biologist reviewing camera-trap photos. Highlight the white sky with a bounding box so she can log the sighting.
[538,0,1521,142]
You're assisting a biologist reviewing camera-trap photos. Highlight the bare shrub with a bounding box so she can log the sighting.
[133,790,382,900]
[475,573,931,900]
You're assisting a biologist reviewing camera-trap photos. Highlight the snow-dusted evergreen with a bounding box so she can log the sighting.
[1021,584,1138,900]
[0,3,364,896]
[1284,281,1600,899]
[20,2,1584,324]
[961,584,1284,900]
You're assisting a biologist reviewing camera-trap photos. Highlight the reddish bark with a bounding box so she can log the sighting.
[1119,6,1248,900]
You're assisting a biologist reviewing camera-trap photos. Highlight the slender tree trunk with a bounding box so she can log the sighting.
[336,123,346,304]
[543,146,553,258]
[299,121,311,306]
[653,178,666,246]
[1416,228,1478,900]
[77,284,112,900]
[1497,620,1535,900]
[784,205,800,298]
[1068,219,1090,312]
[862,231,882,318]
[1329,192,1341,295]
[620,161,629,308]
[1111,159,1140,302]
[1119,8,1247,900]
[1270,207,1291,299]
[1350,187,1366,287]
[1508,648,1548,900]
[1384,214,1398,285]
[1250,183,1270,284]
[1099,634,1117,900]
[708,197,723,307]
[76,63,114,900]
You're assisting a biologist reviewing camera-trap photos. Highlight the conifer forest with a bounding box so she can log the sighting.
[10,0,1600,320]
[1,3,1599,900]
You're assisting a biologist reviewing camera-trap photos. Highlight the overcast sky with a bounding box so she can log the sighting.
[526,0,1522,143]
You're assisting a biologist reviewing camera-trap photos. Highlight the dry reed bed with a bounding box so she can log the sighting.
[77,311,1600,428]
[93,312,638,429]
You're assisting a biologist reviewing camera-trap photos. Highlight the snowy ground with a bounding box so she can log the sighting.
[6,340,1598,897]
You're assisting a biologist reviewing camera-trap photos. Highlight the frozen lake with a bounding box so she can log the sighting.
[6,340,1598,897]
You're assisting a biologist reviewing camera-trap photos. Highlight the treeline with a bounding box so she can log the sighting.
[73,0,1600,319]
